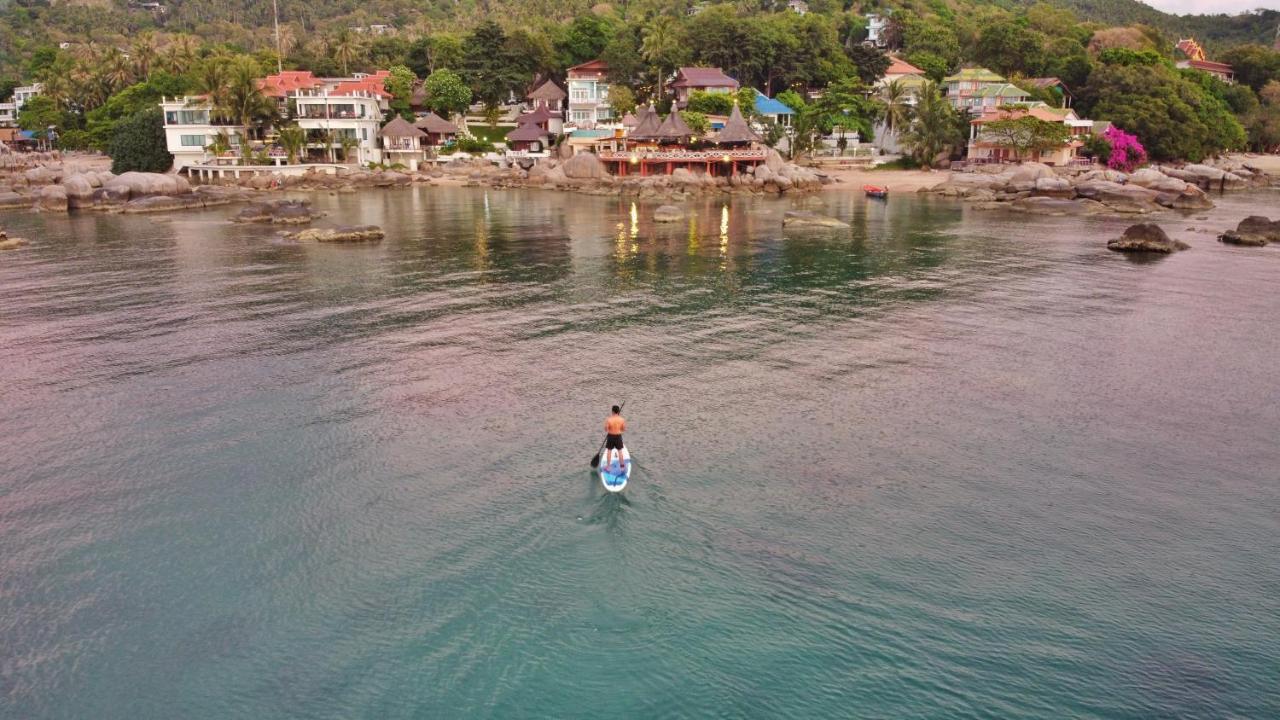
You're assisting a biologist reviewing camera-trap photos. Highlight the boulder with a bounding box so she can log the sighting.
[1127,168,1189,194]
[61,174,97,209]
[231,200,316,224]
[288,225,384,243]
[1154,185,1214,211]
[0,191,29,209]
[102,172,192,200]
[1076,181,1161,213]
[561,152,608,180]
[1032,175,1075,199]
[120,195,204,213]
[764,148,786,174]
[35,185,68,212]
[783,211,850,229]
[1010,196,1106,216]
[1079,168,1128,183]
[23,166,60,186]
[1009,162,1055,184]
[653,205,685,223]
[1218,216,1280,246]
[0,235,31,251]
[1107,223,1188,253]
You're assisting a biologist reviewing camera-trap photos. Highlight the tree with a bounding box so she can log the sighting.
[1245,81,1280,152]
[905,51,951,83]
[17,96,64,136]
[328,29,363,76]
[423,69,472,119]
[1219,45,1280,94]
[609,85,637,118]
[408,33,464,77]
[217,57,277,159]
[978,115,1070,162]
[641,16,688,102]
[384,65,418,120]
[109,108,173,173]
[975,21,1046,77]
[899,81,965,168]
[686,90,734,116]
[85,73,190,150]
[846,44,891,85]
[880,79,913,133]
[463,21,523,110]
[339,134,360,163]
[680,111,709,134]
[277,125,306,163]
[556,14,617,68]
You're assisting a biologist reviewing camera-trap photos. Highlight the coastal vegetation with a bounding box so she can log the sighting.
[2,1,1279,162]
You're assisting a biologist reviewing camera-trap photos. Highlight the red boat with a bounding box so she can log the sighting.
[863,184,888,199]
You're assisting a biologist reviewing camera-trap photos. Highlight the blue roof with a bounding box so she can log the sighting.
[19,130,35,139]
[755,95,794,116]
[570,129,613,138]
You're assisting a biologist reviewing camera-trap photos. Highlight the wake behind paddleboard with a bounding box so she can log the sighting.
[598,447,631,492]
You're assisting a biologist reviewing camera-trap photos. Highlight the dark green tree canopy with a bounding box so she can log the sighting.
[108,107,173,174]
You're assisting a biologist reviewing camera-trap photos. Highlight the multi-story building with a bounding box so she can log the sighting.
[565,60,613,129]
[1175,38,1235,84]
[968,105,1094,165]
[160,71,391,170]
[944,68,1030,111]
[670,67,739,109]
[866,14,890,48]
[1,83,43,128]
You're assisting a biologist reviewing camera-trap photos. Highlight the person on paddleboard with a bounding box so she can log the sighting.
[604,406,627,469]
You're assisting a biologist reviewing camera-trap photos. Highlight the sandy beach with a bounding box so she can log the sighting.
[819,166,947,193]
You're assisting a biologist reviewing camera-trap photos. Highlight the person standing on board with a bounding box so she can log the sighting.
[604,405,627,467]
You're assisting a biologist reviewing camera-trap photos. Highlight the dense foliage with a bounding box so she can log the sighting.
[108,108,173,174]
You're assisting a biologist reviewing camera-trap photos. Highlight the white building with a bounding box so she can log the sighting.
[1,83,43,127]
[160,71,390,170]
[565,60,614,129]
[866,14,889,48]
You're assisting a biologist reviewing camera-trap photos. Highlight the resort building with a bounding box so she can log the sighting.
[753,93,794,127]
[670,67,740,109]
[1026,78,1074,108]
[1175,38,1234,84]
[944,69,1031,111]
[506,121,551,154]
[160,70,394,170]
[378,117,428,171]
[514,104,563,136]
[0,83,43,128]
[787,0,809,14]
[866,13,891,48]
[880,57,925,86]
[566,60,614,129]
[413,112,460,148]
[526,78,567,115]
[967,105,1093,166]
[599,103,767,177]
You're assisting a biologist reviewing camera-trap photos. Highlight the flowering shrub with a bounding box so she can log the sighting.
[1104,126,1147,173]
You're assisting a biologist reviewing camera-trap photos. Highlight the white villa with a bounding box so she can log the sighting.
[160,70,391,170]
[0,83,43,127]
[566,59,614,129]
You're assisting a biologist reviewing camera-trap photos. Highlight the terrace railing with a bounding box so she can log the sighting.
[597,149,768,162]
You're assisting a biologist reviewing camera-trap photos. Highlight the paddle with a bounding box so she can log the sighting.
[589,400,626,469]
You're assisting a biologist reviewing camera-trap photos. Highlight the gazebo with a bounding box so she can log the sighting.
[651,111,696,145]
[514,105,561,135]
[379,116,428,170]
[527,78,567,112]
[601,105,767,177]
[627,104,661,144]
[506,122,549,153]
[714,103,761,146]
[414,112,460,148]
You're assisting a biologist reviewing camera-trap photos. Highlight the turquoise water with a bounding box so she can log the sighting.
[2,188,1278,718]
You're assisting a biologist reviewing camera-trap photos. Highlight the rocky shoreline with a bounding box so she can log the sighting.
[925,158,1277,215]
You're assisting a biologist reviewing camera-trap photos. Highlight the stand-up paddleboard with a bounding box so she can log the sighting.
[599,447,631,492]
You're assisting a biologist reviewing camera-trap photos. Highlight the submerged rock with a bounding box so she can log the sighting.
[1010,196,1106,216]
[1108,223,1189,253]
[783,211,850,229]
[1218,216,1280,246]
[287,225,384,243]
[0,229,31,250]
[653,205,685,223]
[232,200,317,224]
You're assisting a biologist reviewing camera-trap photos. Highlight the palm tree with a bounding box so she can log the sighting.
[339,134,360,164]
[206,131,232,159]
[328,29,361,76]
[641,18,683,102]
[131,32,158,79]
[899,82,962,169]
[218,58,278,158]
[881,79,913,134]
[103,50,133,93]
[277,124,306,163]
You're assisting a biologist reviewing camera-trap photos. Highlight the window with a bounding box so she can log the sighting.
[180,135,205,147]
[361,128,368,141]
[596,108,613,121]
[571,110,590,122]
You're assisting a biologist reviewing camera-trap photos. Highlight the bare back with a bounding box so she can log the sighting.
[605,415,626,434]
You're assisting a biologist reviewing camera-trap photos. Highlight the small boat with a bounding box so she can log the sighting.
[863,184,888,199]
[598,447,631,492]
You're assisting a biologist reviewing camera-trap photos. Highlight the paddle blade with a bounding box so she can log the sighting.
[589,452,601,468]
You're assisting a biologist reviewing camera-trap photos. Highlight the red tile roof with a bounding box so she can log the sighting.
[1187,59,1233,74]
[670,67,739,89]
[258,70,322,98]
[885,57,924,76]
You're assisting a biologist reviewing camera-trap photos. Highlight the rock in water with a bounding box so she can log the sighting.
[288,225,384,243]
[561,152,608,180]
[35,185,68,212]
[783,211,850,229]
[653,205,685,223]
[1218,216,1280,246]
[1108,223,1189,253]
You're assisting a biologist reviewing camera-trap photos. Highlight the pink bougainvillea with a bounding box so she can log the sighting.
[1104,126,1147,173]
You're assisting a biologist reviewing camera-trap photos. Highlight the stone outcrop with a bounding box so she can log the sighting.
[102,172,192,201]
[35,185,68,212]
[0,228,30,250]
[0,191,29,209]
[783,210,849,229]
[232,199,318,224]
[653,205,685,223]
[562,152,609,180]
[1107,223,1189,253]
[1218,216,1280,246]
[287,225,384,243]
[1009,196,1107,215]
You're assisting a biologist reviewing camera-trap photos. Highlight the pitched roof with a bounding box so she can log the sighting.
[506,123,548,142]
[944,68,1006,83]
[973,83,1031,98]
[566,59,609,75]
[653,110,696,141]
[1186,58,1234,73]
[379,116,427,138]
[670,67,740,90]
[754,94,794,116]
[885,57,924,76]
[332,77,392,98]
[527,79,566,101]
[258,70,321,98]
[971,105,1076,124]
[715,102,760,144]
[629,104,662,140]
[414,112,459,134]
[516,106,557,124]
